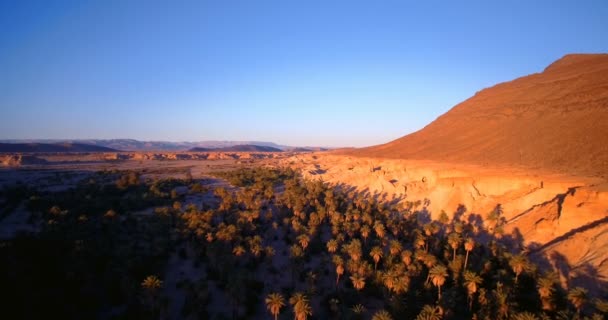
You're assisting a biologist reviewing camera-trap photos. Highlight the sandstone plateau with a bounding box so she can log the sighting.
[284,54,608,293]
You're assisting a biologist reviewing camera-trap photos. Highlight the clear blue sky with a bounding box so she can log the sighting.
[1,1,607,147]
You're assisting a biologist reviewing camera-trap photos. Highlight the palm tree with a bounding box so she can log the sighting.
[568,287,588,315]
[297,234,310,251]
[594,298,608,314]
[389,240,403,257]
[401,250,413,267]
[333,255,345,285]
[414,232,427,251]
[536,275,556,311]
[416,305,442,320]
[448,255,464,282]
[265,246,276,259]
[374,221,386,240]
[464,270,483,310]
[233,245,246,257]
[463,237,475,269]
[447,232,462,261]
[351,304,366,319]
[327,239,339,253]
[141,275,163,316]
[360,225,371,244]
[509,254,528,283]
[141,275,163,290]
[350,274,366,291]
[371,309,394,320]
[345,239,363,262]
[495,282,510,319]
[429,264,448,301]
[266,293,285,320]
[370,246,383,270]
[382,270,396,293]
[289,292,312,320]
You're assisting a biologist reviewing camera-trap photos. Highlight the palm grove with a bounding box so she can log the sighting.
[0,167,607,319]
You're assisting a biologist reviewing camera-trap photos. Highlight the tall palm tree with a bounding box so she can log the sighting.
[266,293,285,320]
[536,275,556,311]
[568,287,588,316]
[509,254,528,283]
[429,264,448,301]
[464,270,483,310]
[289,292,312,320]
[494,282,510,320]
[333,255,345,285]
[447,232,462,261]
[141,275,163,316]
[345,239,363,262]
[350,274,366,291]
[414,233,427,251]
[463,237,475,269]
[416,305,442,320]
[360,225,371,244]
[371,309,394,320]
[370,246,383,271]
[448,255,464,282]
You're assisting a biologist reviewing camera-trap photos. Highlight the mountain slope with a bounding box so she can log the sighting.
[0,143,119,153]
[353,54,608,177]
[0,139,297,151]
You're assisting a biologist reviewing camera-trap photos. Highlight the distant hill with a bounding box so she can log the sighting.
[0,142,119,153]
[189,144,283,152]
[0,139,326,151]
[349,54,608,177]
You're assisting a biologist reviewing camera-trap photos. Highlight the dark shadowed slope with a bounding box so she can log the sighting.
[0,143,119,153]
[351,54,608,177]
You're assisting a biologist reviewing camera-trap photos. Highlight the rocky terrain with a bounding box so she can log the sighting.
[286,54,608,293]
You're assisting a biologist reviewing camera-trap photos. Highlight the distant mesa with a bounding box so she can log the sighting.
[0,154,48,166]
[349,53,608,177]
[189,144,283,152]
[0,142,119,153]
[287,147,313,152]
[286,147,330,152]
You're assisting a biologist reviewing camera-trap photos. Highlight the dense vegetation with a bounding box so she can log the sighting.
[0,167,606,319]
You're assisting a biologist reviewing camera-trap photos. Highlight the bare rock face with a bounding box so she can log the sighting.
[0,155,49,166]
[284,154,608,294]
[351,54,608,178]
